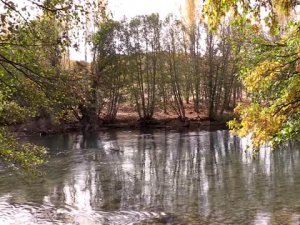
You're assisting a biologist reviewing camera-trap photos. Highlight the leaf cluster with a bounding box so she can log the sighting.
[0,128,47,170]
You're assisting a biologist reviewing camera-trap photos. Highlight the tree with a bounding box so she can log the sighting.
[0,0,105,168]
[228,23,300,147]
[163,16,186,120]
[184,0,203,113]
[92,19,127,123]
[0,3,69,169]
[202,0,300,146]
[124,14,162,121]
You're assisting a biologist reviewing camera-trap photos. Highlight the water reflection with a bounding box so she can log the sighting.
[0,130,300,224]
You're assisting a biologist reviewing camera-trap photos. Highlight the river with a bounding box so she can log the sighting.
[0,130,299,224]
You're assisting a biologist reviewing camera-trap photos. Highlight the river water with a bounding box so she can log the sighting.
[0,130,299,225]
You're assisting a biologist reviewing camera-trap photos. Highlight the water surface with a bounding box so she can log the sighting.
[0,130,299,224]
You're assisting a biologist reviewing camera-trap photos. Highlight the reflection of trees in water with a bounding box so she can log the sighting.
[99,131,298,223]
[1,131,299,224]
[61,131,126,210]
[0,134,80,206]
[116,131,300,223]
[122,131,245,215]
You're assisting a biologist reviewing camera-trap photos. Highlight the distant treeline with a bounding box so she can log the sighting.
[70,14,244,129]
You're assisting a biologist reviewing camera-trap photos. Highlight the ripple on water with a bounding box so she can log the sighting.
[0,197,171,225]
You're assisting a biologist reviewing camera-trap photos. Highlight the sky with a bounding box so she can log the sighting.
[107,0,185,20]
[70,0,186,61]
[2,0,183,61]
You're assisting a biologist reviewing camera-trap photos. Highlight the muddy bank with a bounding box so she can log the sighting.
[8,116,229,136]
[103,117,228,131]
[6,102,234,136]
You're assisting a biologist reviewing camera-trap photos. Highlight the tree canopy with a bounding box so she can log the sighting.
[202,0,300,147]
[0,0,105,169]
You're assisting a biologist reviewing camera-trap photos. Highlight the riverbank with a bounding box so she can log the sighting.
[8,117,229,136]
[8,104,233,135]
